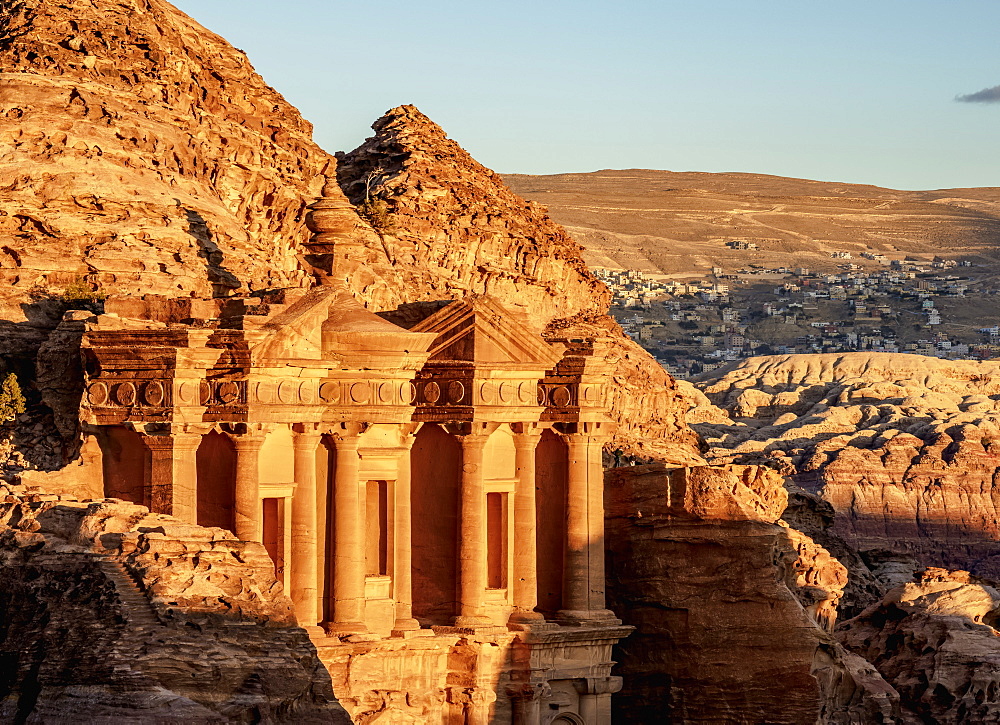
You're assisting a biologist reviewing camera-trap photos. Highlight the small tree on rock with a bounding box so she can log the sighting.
[0,373,26,425]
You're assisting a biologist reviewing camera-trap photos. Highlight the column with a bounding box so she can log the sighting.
[291,426,322,627]
[331,426,367,632]
[561,433,590,616]
[233,434,264,542]
[392,427,420,633]
[510,424,543,624]
[454,425,494,627]
[171,431,203,524]
[142,429,203,524]
[143,435,175,516]
[508,683,546,725]
[575,677,622,725]
[586,430,609,613]
[559,425,617,622]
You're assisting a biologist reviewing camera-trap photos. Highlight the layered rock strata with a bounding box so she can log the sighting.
[690,352,1000,580]
[0,484,348,723]
[605,463,899,724]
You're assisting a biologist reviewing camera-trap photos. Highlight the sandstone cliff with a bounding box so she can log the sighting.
[604,463,899,724]
[336,104,609,326]
[0,484,348,723]
[0,0,332,306]
[691,352,1000,582]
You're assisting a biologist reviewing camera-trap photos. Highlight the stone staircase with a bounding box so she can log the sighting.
[94,556,162,630]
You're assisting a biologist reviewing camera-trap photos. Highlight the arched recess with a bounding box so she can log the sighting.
[98,425,147,506]
[410,423,462,625]
[535,428,568,617]
[550,714,585,725]
[196,430,236,534]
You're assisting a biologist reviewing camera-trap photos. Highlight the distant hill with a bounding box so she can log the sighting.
[504,169,1000,276]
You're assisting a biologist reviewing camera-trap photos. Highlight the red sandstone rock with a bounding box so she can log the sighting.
[605,463,898,723]
[693,352,1000,581]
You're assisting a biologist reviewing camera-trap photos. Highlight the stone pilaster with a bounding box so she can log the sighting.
[141,428,204,524]
[558,423,618,623]
[510,423,544,624]
[233,433,265,542]
[291,425,322,627]
[392,424,420,634]
[450,422,498,627]
[329,422,367,633]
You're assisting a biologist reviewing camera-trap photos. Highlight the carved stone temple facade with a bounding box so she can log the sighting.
[68,183,632,723]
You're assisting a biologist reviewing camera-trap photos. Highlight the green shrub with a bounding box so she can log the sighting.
[357,198,397,233]
[0,373,25,425]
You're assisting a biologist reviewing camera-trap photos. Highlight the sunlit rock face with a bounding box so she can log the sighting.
[0,0,333,306]
[604,463,900,724]
[689,352,1000,581]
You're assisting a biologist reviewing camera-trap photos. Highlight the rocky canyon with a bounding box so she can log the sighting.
[2,0,1000,724]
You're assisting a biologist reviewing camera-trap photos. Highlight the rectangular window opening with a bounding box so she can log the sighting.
[487,491,507,589]
[366,480,389,576]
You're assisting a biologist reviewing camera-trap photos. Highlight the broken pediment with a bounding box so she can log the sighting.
[253,286,435,370]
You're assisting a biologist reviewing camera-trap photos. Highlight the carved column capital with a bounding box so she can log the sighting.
[573,676,623,696]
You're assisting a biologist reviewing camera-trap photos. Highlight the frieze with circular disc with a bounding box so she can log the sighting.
[479,382,495,404]
[277,380,297,404]
[217,381,240,404]
[177,381,198,404]
[319,381,341,404]
[199,380,212,406]
[378,382,394,404]
[113,381,136,406]
[298,381,316,404]
[350,382,371,404]
[518,382,533,404]
[142,381,165,406]
[447,381,465,404]
[551,386,572,407]
[498,381,512,403]
[252,381,273,404]
[423,381,441,404]
[536,386,548,407]
[86,381,108,406]
[400,382,416,404]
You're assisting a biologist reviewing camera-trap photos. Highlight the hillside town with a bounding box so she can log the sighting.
[597,255,1000,379]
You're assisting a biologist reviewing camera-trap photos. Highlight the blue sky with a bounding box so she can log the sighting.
[170,0,999,190]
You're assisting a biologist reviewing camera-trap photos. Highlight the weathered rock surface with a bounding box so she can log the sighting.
[337,104,609,327]
[605,463,899,724]
[839,567,1000,724]
[0,484,348,723]
[692,352,1000,581]
[0,0,332,305]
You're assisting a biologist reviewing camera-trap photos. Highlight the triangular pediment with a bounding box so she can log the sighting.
[410,296,564,369]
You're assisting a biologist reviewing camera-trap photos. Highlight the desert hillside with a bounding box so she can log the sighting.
[506,169,1000,276]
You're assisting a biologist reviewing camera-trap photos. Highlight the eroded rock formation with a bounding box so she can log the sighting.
[839,567,1000,723]
[0,483,348,723]
[690,352,1000,581]
[604,463,899,724]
